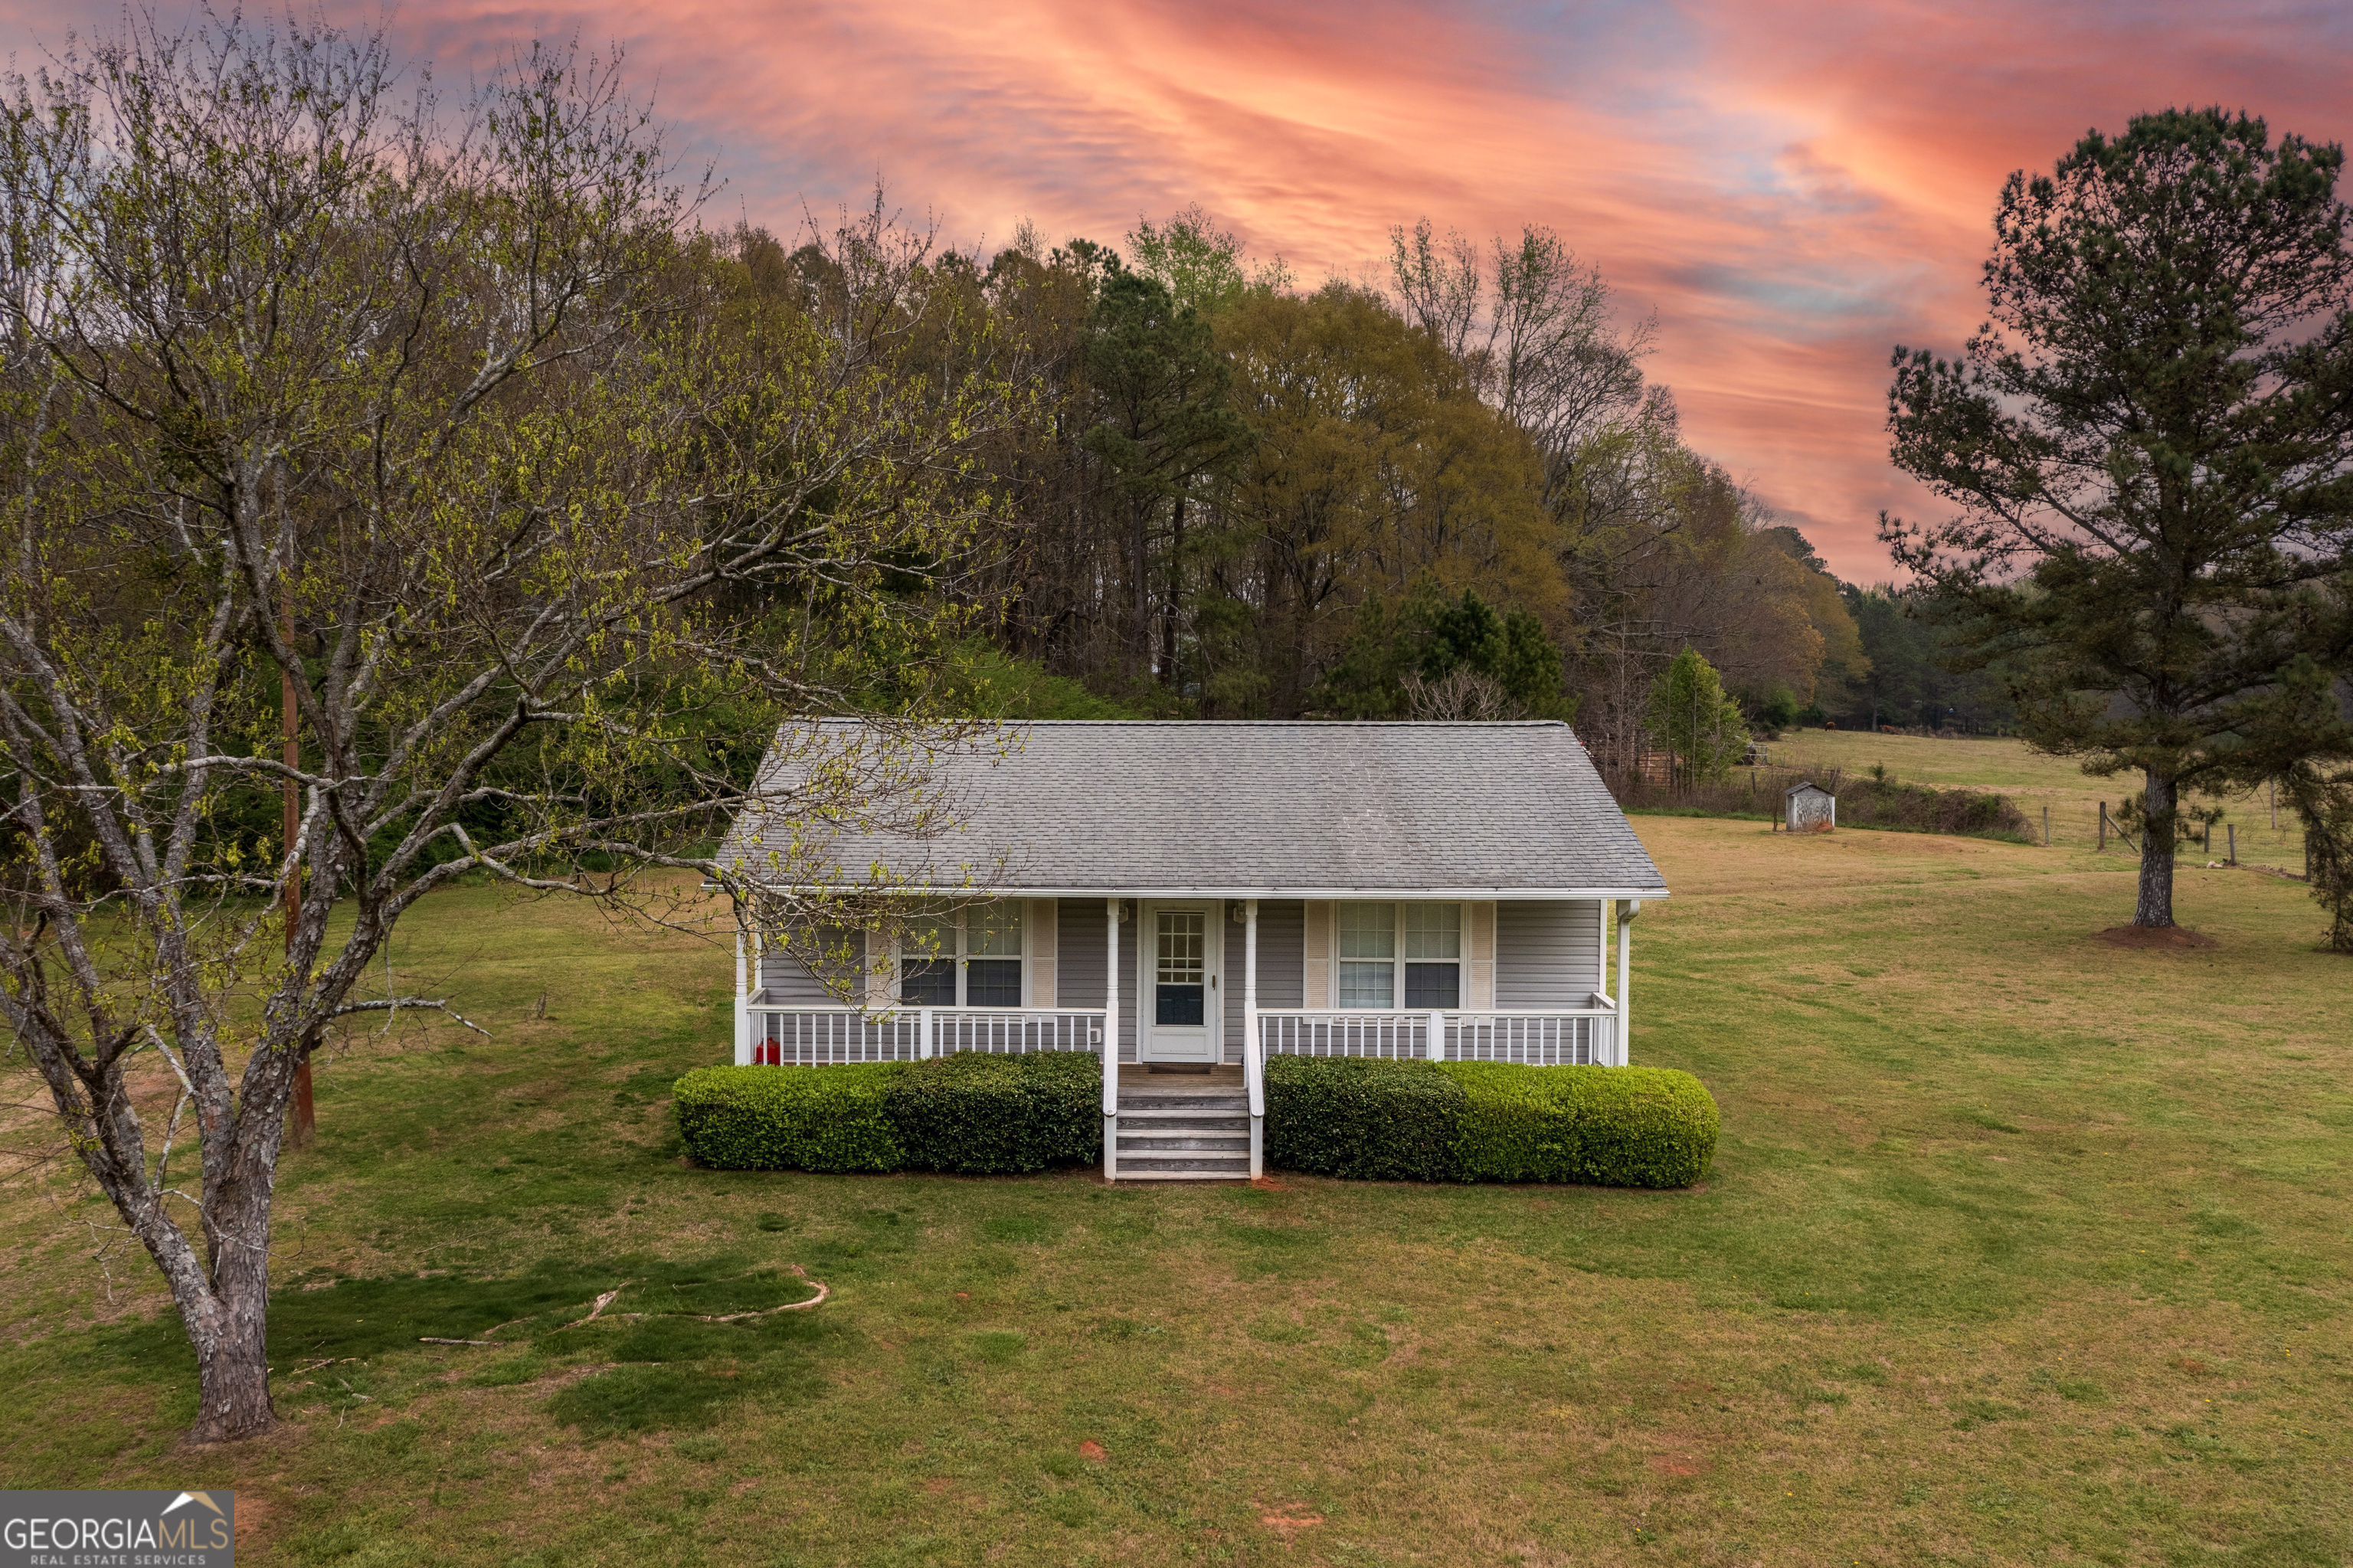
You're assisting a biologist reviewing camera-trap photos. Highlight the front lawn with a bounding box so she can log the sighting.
[2,819,2345,1565]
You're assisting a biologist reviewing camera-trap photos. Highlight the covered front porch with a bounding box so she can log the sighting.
[731,894,1646,1182]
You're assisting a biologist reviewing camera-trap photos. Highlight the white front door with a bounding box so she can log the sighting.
[1137,902,1220,1063]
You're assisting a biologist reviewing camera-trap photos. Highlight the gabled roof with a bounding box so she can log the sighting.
[723,719,1667,899]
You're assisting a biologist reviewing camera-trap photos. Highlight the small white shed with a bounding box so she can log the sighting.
[1784,780,1835,832]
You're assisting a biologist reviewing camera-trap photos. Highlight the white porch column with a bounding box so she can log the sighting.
[1104,897,1121,1180]
[733,927,751,1065]
[1616,899,1640,1066]
[1245,898,1262,1179]
[1595,898,1611,1000]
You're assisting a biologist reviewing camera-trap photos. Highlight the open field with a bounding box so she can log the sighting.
[2,820,2348,1566]
[1766,729,2312,866]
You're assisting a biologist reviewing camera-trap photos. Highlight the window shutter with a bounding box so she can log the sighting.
[1303,901,1334,1009]
[866,929,895,1009]
[1468,901,1496,1010]
[1026,899,1056,1008]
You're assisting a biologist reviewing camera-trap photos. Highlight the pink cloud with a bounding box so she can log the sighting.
[3,0,2343,579]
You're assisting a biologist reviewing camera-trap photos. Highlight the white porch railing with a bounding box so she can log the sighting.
[1252,1002,1622,1068]
[738,997,1108,1066]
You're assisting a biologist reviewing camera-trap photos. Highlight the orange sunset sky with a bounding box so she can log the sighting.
[5,1,2347,579]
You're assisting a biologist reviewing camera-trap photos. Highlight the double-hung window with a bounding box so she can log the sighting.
[898,902,1023,1007]
[1337,901,1460,1009]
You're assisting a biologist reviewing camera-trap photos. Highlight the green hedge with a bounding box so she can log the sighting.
[887,1051,1103,1174]
[673,1063,904,1173]
[1263,1056,1464,1182]
[673,1052,1101,1175]
[678,1053,1716,1188]
[1438,1063,1720,1188]
[1261,1056,1719,1188]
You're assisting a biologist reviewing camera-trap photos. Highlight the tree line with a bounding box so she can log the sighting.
[731,202,1880,766]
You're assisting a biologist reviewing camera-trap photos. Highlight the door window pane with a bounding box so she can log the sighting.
[1404,962,1460,1009]
[1337,902,1396,960]
[1402,902,1460,960]
[1339,961,1394,1008]
[1155,909,1206,1026]
[1156,911,1204,982]
[965,959,1023,1008]
[1155,983,1205,1025]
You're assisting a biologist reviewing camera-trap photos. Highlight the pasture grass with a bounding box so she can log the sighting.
[1771,728,2310,867]
[0,820,2347,1565]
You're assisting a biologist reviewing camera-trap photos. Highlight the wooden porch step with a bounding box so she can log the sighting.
[1116,1094,1249,1113]
[1117,1155,1252,1177]
[1115,1108,1247,1127]
[1117,1133,1250,1154]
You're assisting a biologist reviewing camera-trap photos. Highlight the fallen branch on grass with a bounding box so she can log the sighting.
[698,1268,831,1321]
[424,1266,830,1346]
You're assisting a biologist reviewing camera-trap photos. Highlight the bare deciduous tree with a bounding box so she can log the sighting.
[0,18,1021,1442]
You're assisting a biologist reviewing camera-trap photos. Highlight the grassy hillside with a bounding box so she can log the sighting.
[1771,728,2312,867]
[0,821,2345,1566]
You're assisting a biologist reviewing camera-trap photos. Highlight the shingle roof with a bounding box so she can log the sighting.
[722,719,1667,898]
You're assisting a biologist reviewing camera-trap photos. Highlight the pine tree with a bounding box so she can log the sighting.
[1883,109,2353,928]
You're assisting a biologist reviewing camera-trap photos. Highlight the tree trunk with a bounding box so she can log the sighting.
[178,1161,280,1442]
[1130,496,1149,680]
[2135,768,2178,928]
[189,1278,277,1442]
[1161,496,1183,688]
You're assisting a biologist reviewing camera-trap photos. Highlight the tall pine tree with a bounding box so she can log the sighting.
[1883,109,2353,929]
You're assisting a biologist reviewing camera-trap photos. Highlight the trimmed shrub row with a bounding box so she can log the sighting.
[673,1052,1103,1175]
[1265,1056,1718,1187]
[677,1052,1717,1188]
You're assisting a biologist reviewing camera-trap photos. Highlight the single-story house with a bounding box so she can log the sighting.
[718,720,1670,1181]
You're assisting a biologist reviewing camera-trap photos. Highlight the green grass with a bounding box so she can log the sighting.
[1776,726,2312,864]
[1,825,2348,1565]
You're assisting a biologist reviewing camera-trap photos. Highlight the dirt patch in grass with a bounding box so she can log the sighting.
[2096,924,2220,950]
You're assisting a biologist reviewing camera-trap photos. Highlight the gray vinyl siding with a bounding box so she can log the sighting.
[1055,898,1137,1062]
[1055,897,1106,1008]
[758,930,862,1003]
[1255,901,1304,1007]
[1223,899,1304,1059]
[1494,900,1601,1007]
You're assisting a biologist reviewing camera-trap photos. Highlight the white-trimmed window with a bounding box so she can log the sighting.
[1338,901,1460,1009]
[899,902,1023,1007]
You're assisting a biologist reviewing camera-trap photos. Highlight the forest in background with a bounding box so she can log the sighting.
[731,198,2009,764]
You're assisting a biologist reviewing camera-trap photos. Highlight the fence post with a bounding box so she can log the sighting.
[2227,823,2235,865]
[2043,805,2050,847]
[2098,803,2106,852]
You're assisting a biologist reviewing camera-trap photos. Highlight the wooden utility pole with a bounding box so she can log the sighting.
[283,591,314,1147]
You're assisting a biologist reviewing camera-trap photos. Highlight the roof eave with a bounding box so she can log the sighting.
[733,881,1670,901]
